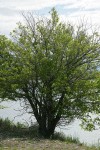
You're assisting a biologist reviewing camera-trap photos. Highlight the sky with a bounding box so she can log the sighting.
[0,0,100,36]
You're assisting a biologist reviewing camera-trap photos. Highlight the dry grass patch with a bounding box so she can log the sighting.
[0,138,99,150]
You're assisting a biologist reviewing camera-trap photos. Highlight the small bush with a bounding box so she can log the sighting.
[0,118,29,138]
[0,118,40,138]
[0,118,27,131]
[0,118,14,131]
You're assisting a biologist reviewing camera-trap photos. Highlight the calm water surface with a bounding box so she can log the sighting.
[0,101,100,145]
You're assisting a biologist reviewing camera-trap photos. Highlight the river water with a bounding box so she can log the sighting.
[0,101,100,145]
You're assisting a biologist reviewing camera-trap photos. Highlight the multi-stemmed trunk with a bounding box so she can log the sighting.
[24,83,63,138]
[37,115,60,138]
[34,105,61,138]
[38,123,55,138]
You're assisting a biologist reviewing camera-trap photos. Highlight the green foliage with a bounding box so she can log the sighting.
[0,8,100,136]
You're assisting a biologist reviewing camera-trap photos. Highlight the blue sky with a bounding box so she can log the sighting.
[0,0,100,36]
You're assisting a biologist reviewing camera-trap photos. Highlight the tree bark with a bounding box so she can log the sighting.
[38,123,56,138]
[37,113,61,138]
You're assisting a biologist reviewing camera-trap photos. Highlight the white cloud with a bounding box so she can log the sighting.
[0,0,100,36]
[0,0,72,11]
[64,0,100,10]
[0,14,23,36]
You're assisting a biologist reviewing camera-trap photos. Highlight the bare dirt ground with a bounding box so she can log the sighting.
[0,138,97,150]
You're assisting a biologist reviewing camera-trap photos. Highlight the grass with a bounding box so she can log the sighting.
[52,132,80,144]
[0,138,100,150]
[0,118,26,131]
[0,118,39,139]
[0,118,29,138]
[0,118,100,150]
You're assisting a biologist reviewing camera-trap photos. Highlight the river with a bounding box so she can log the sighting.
[0,101,100,145]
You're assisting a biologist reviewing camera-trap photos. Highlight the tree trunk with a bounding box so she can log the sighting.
[37,115,60,138]
[38,124,55,138]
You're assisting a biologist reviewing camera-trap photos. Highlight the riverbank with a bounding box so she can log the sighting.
[0,138,99,150]
[0,118,100,150]
[1,101,100,145]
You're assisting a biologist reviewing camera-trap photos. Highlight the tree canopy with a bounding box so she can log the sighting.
[0,8,100,138]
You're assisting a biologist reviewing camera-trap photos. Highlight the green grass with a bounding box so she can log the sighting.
[0,117,26,131]
[0,118,30,138]
[0,118,40,139]
[52,132,80,144]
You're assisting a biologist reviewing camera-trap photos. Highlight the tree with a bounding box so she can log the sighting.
[0,8,100,138]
